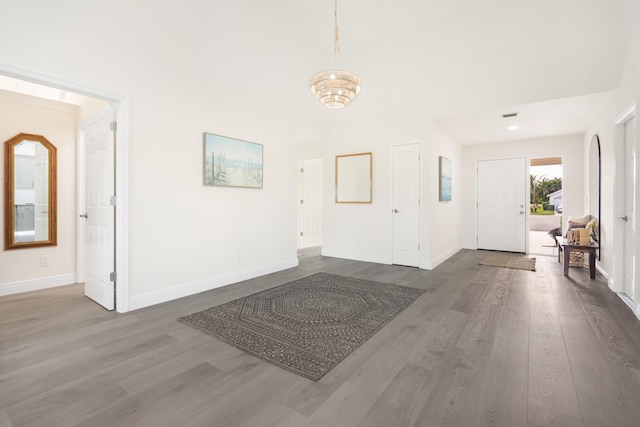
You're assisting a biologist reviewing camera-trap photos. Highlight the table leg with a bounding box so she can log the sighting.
[564,247,570,277]
[589,249,596,279]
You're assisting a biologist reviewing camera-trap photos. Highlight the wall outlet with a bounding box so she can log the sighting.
[40,255,50,267]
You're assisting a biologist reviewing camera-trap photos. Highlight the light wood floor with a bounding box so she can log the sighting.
[2,250,640,426]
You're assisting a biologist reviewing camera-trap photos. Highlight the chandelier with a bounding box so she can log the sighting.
[310,0,361,109]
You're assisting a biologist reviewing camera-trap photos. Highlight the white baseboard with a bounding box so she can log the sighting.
[427,245,463,270]
[0,273,77,296]
[127,258,299,311]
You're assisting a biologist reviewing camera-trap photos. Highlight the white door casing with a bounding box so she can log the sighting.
[392,144,420,267]
[477,158,527,253]
[82,108,116,310]
[623,116,636,302]
[613,100,639,318]
[299,158,323,248]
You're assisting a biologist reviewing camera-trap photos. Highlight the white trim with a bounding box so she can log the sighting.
[617,293,640,320]
[429,245,463,270]
[128,258,299,311]
[615,100,637,125]
[0,63,130,313]
[0,274,77,296]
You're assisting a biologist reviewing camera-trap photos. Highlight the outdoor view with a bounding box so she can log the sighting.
[530,161,562,256]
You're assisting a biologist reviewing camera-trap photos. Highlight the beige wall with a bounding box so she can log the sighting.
[0,90,78,290]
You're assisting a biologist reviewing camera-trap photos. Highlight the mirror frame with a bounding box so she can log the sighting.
[335,152,372,204]
[4,133,57,250]
[589,134,601,260]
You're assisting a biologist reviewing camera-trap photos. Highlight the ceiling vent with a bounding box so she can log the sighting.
[502,112,518,118]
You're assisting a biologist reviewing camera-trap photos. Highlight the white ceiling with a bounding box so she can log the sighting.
[434,91,616,145]
[0,75,93,106]
[0,0,633,148]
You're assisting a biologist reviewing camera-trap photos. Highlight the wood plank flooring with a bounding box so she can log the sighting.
[2,249,640,426]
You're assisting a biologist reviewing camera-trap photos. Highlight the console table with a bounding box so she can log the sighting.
[556,236,598,279]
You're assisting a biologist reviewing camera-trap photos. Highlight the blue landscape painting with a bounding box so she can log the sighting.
[439,156,452,201]
[203,133,263,188]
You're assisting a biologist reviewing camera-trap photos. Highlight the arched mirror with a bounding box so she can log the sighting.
[4,133,57,249]
[589,134,601,259]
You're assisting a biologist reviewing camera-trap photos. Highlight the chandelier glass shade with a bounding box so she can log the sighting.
[310,70,361,109]
[310,0,360,109]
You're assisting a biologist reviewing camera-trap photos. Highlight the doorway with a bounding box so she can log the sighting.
[529,157,563,256]
[614,101,638,316]
[0,66,129,312]
[391,143,420,267]
[298,158,323,250]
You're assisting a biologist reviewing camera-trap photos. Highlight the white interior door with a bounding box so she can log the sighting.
[477,158,527,253]
[392,144,420,267]
[299,158,323,248]
[82,108,115,310]
[623,118,636,302]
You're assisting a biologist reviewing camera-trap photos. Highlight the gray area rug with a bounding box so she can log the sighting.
[479,253,536,271]
[178,272,424,381]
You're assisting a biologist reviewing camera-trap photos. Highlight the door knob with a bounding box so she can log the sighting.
[618,216,628,222]
[79,213,88,219]
[519,211,525,215]
[393,209,399,213]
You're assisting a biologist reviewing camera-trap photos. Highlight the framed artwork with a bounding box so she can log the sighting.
[203,132,263,188]
[335,152,372,203]
[439,156,452,201]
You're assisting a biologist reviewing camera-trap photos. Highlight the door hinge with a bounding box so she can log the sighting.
[300,167,304,173]
[110,272,117,282]
[418,244,420,250]
[110,121,117,132]
[110,196,117,206]
[300,232,304,236]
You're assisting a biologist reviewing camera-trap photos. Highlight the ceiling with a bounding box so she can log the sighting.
[434,91,616,145]
[0,0,633,148]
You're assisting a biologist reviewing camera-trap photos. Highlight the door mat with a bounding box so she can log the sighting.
[479,253,536,271]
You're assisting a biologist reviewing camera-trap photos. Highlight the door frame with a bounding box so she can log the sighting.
[0,63,131,313]
[613,99,639,318]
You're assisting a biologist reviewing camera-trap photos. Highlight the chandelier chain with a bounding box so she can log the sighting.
[334,0,340,70]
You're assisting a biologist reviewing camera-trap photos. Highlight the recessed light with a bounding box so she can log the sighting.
[508,125,519,131]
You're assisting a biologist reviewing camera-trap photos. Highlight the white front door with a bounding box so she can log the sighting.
[392,144,420,267]
[299,158,323,248]
[82,108,116,310]
[623,117,636,302]
[477,158,527,253]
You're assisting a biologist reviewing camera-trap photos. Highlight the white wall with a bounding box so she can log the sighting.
[584,0,639,315]
[0,2,302,309]
[0,90,77,292]
[462,135,585,250]
[321,123,465,270]
[322,137,392,264]
[425,123,464,268]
